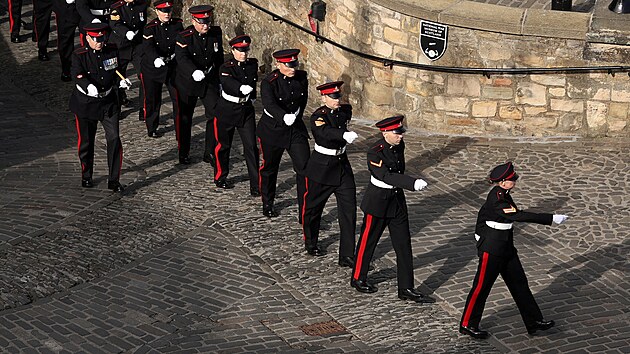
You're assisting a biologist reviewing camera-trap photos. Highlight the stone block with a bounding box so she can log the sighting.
[394,92,418,111]
[343,0,357,13]
[609,120,628,132]
[525,106,548,115]
[484,120,512,134]
[372,40,393,57]
[549,87,566,97]
[393,46,418,63]
[482,87,513,100]
[493,78,512,86]
[516,82,546,106]
[472,101,497,117]
[365,83,394,106]
[551,99,584,113]
[336,13,353,34]
[499,105,523,120]
[525,116,558,128]
[478,40,512,61]
[558,112,584,132]
[382,17,401,29]
[611,88,630,103]
[405,78,444,97]
[373,68,393,87]
[383,27,408,46]
[447,76,481,97]
[608,102,629,119]
[372,24,384,40]
[434,96,468,113]
[522,9,590,40]
[440,2,524,35]
[586,101,608,130]
[592,88,611,101]
[447,117,479,127]
[530,75,566,86]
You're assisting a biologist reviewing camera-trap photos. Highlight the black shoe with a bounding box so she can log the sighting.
[148,131,163,138]
[179,157,191,165]
[526,319,555,335]
[202,154,215,167]
[81,178,93,188]
[138,116,145,121]
[215,179,233,189]
[459,325,489,339]
[305,246,324,257]
[338,256,355,268]
[398,288,436,303]
[250,187,260,197]
[61,72,72,82]
[107,181,125,193]
[263,207,279,218]
[11,35,24,43]
[38,51,50,61]
[120,97,131,106]
[351,279,378,293]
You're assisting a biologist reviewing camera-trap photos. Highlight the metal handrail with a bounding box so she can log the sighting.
[242,0,630,76]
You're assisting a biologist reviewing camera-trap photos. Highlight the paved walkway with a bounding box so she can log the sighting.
[1,6,629,353]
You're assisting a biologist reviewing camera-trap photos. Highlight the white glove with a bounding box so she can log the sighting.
[552,214,568,224]
[91,18,101,23]
[86,84,98,97]
[66,0,75,3]
[125,31,135,41]
[343,131,358,144]
[119,78,132,90]
[414,179,428,191]
[154,57,166,68]
[283,113,296,126]
[239,85,254,95]
[192,70,205,82]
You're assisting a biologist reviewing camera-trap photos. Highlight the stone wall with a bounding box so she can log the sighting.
[185,0,630,137]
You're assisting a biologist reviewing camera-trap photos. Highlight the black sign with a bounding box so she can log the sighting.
[420,20,448,61]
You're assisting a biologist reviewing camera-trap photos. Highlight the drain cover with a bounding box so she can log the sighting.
[299,320,348,336]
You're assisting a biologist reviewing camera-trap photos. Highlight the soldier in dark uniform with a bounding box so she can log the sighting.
[212,34,259,190]
[76,0,116,44]
[108,0,146,107]
[459,162,568,339]
[301,81,358,262]
[173,5,223,165]
[8,0,26,42]
[139,0,182,138]
[350,115,435,304]
[256,49,309,218]
[32,0,54,60]
[69,23,130,192]
[53,0,81,81]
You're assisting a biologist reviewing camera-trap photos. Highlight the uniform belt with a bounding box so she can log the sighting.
[314,143,346,156]
[370,176,394,189]
[90,9,110,15]
[76,85,113,98]
[221,90,249,104]
[485,221,513,230]
[264,108,301,119]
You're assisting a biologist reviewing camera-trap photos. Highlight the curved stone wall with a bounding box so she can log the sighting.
[191,0,630,137]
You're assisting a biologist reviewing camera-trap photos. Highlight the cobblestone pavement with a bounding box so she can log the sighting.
[1,6,629,353]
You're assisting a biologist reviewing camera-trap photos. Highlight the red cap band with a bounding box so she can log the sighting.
[192,12,211,18]
[86,31,105,37]
[320,87,339,95]
[379,122,403,131]
[277,56,297,63]
[156,2,172,8]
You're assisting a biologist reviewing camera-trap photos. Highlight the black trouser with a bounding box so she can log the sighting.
[54,14,79,75]
[213,108,259,188]
[8,0,23,35]
[352,206,414,290]
[74,113,122,182]
[257,134,310,213]
[33,0,53,50]
[460,251,543,329]
[302,166,356,257]
[140,73,177,135]
[117,45,143,116]
[175,87,218,160]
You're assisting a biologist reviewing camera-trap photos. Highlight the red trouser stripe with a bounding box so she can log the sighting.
[301,177,309,240]
[140,73,147,122]
[257,138,265,204]
[33,2,39,43]
[75,115,84,173]
[8,0,15,32]
[353,214,373,280]
[461,252,489,327]
[213,118,222,180]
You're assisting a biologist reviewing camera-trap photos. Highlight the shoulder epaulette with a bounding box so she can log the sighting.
[224,59,236,67]
[371,144,384,152]
[317,107,329,115]
[74,47,88,55]
[111,0,124,9]
[267,71,279,82]
[180,28,194,37]
[247,58,259,64]
[173,18,183,23]
[146,19,159,28]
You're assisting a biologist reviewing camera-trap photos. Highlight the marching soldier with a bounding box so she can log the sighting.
[173,5,223,165]
[139,0,182,138]
[213,35,259,190]
[301,81,358,262]
[350,115,435,304]
[53,0,81,81]
[69,23,131,192]
[459,162,568,339]
[32,0,54,61]
[8,0,26,42]
[108,0,147,107]
[256,49,309,218]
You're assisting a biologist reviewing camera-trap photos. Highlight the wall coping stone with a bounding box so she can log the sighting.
[372,0,630,44]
